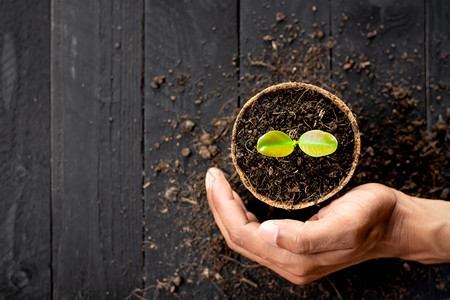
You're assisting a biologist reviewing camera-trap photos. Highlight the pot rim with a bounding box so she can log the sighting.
[231,82,361,210]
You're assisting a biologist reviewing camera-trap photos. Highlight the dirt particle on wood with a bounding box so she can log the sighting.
[182,120,196,132]
[200,133,214,145]
[164,186,180,202]
[276,12,286,22]
[181,148,192,157]
[152,75,166,89]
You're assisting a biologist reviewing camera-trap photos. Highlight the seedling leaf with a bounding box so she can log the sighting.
[298,130,338,157]
[257,131,295,157]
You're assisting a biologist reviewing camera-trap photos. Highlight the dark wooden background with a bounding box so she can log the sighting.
[1,0,449,299]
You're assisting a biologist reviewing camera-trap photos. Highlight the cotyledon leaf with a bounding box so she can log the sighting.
[257,130,295,157]
[298,130,338,157]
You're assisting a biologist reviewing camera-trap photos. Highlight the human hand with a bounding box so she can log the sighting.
[205,167,409,284]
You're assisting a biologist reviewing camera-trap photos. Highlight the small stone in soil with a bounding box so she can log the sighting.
[317,30,324,39]
[200,133,214,145]
[366,30,377,39]
[263,35,274,42]
[181,148,192,157]
[199,145,211,159]
[151,75,165,89]
[359,61,371,69]
[403,263,411,271]
[208,145,219,157]
[276,12,286,22]
[343,62,353,70]
[201,268,211,279]
[165,186,180,201]
[366,146,374,156]
[172,276,182,287]
[182,120,196,132]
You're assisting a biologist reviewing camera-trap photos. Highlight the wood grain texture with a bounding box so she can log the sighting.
[240,0,331,98]
[426,1,450,297]
[0,1,51,299]
[51,0,143,298]
[426,0,450,128]
[239,0,330,216]
[0,0,448,298]
[144,0,238,298]
[240,0,330,64]
[330,0,427,194]
[329,1,446,299]
[331,0,426,118]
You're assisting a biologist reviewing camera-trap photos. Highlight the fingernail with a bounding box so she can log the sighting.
[205,168,218,191]
[258,221,279,246]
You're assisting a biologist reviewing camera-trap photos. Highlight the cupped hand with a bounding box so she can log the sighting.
[205,167,399,284]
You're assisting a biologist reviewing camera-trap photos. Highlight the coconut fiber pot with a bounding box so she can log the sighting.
[231,82,361,210]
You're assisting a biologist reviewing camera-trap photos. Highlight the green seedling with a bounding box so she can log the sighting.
[257,130,338,158]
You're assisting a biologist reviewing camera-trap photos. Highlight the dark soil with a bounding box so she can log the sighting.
[234,87,355,206]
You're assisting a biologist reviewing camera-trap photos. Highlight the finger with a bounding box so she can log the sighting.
[205,168,309,281]
[308,213,319,221]
[206,168,259,241]
[256,187,378,254]
[212,213,317,284]
[232,190,259,222]
[205,169,259,239]
[205,168,261,247]
[257,216,355,254]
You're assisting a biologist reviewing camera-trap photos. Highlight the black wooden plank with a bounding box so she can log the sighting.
[426,1,450,298]
[240,0,332,99]
[143,0,238,298]
[330,0,428,182]
[329,0,446,299]
[426,0,450,129]
[331,0,427,123]
[236,1,341,298]
[51,0,143,298]
[238,1,333,228]
[0,1,51,299]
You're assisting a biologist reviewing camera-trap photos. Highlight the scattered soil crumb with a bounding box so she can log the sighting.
[276,12,286,22]
[181,148,192,157]
[152,75,166,89]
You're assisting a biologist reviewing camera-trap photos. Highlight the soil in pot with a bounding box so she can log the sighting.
[232,82,360,209]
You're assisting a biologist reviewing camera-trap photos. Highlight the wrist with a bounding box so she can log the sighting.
[381,190,450,263]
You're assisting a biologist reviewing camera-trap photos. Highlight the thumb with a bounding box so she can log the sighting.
[257,217,354,254]
[206,168,230,196]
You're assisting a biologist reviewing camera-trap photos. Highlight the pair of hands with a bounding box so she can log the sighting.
[205,167,450,284]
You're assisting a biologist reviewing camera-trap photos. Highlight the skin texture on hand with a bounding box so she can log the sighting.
[205,167,450,285]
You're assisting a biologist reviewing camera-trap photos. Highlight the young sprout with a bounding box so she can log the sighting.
[257,130,338,157]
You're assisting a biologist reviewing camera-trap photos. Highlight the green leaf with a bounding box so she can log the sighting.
[257,131,295,157]
[298,130,338,157]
